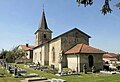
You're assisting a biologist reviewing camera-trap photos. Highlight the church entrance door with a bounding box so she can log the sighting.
[88,55,94,68]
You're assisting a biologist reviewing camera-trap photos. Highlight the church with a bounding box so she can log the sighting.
[33,10,105,72]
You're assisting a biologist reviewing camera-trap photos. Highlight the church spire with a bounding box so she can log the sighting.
[34,9,52,46]
[38,9,48,29]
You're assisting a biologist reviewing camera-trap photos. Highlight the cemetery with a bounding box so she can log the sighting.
[0,58,120,82]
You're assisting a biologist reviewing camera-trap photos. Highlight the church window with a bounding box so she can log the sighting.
[52,47,55,62]
[44,34,46,38]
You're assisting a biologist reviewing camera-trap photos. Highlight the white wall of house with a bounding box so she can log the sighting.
[26,51,30,59]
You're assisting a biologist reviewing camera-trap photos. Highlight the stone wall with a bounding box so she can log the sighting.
[33,46,44,64]
[67,53,103,72]
[35,32,39,46]
[61,29,89,52]
[35,30,52,47]
[49,37,61,68]
[80,53,103,71]
[61,29,89,68]
[44,43,49,65]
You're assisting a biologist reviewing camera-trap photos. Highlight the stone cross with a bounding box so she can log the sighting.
[58,50,63,74]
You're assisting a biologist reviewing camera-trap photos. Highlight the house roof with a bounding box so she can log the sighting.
[65,43,106,54]
[103,58,117,61]
[34,28,91,49]
[103,53,119,58]
[19,45,34,50]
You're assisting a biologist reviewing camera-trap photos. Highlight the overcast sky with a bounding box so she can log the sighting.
[0,0,120,53]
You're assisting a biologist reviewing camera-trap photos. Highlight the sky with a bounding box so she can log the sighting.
[0,0,120,53]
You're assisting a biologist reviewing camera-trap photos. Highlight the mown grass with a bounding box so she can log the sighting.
[0,64,120,82]
[15,64,120,82]
[0,65,22,82]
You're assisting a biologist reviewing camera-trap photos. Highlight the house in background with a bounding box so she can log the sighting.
[103,53,119,63]
[18,44,34,59]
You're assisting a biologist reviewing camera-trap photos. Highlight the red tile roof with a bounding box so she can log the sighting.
[65,43,106,54]
[19,45,34,50]
[103,58,117,61]
[103,53,119,58]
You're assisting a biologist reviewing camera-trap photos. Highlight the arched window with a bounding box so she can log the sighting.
[88,55,94,68]
[44,34,46,38]
[52,47,55,62]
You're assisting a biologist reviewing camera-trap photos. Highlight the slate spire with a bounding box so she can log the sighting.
[38,9,48,29]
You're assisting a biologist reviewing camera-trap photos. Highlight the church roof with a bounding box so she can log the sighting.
[35,9,52,34]
[34,28,91,49]
[65,43,106,54]
[39,9,48,29]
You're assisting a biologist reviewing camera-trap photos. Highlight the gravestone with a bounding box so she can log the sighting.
[8,65,13,74]
[51,64,55,70]
[51,78,66,82]
[83,64,87,74]
[6,63,8,70]
[14,65,18,76]
[3,62,6,69]
[92,66,96,73]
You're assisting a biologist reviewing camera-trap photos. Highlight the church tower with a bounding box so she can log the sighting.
[35,9,52,46]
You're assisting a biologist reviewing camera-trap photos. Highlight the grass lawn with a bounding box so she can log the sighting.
[1,64,120,82]
[15,64,120,82]
[0,65,23,82]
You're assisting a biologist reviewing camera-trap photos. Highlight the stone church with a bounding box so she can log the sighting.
[33,10,105,72]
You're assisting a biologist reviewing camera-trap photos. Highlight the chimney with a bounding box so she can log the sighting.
[26,43,29,47]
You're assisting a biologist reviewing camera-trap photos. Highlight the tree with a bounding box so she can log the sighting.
[115,2,120,9]
[5,51,15,63]
[0,49,8,59]
[0,46,26,63]
[76,0,120,15]
[116,54,120,61]
[9,46,26,59]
